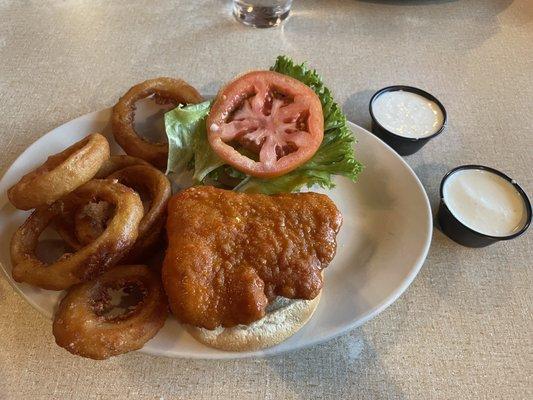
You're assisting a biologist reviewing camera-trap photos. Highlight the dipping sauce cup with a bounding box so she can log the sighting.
[438,165,531,247]
[369,86,447,156]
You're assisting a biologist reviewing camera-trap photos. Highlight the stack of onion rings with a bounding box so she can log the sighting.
[112,77,203,169]
[7,133,110,210]
[11,179,144,290]
[53,265,168,359]
[8,76,205,359]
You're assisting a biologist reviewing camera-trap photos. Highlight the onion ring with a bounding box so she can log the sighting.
[94,154,150,179]
[56,165,171,263]
[53,265,168,359]
[7,133,110,210]
[10,180,144,290]
[112,77,203,169]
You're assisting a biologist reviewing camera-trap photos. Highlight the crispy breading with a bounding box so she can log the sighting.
[162,186,342,329]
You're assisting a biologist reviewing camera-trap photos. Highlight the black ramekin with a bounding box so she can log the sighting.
[437,165,532,247]
[369,86,447,156]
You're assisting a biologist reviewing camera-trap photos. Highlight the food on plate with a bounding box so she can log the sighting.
[11,180,143,290]
[57,165,171,263]
[165,55,362,194]
[6,55,358,357]
[162,186,342,350]
[53,265,168,359]
[112,77,203,169]
[94,154,150,178]
[207,70,324,178]
[7,133,110,210]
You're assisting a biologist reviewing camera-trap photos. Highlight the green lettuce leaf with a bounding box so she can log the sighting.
[165,101,224,182]
[192,119,225,182]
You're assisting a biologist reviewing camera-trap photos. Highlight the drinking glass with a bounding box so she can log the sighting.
[233,0,293,28]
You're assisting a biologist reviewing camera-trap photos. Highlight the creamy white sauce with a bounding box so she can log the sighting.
[372,90,444,138]
[443,169,528,237]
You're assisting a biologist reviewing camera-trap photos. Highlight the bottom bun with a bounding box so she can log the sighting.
[187,293,321,352]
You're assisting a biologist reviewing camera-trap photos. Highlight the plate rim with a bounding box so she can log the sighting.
[0,109,432,360]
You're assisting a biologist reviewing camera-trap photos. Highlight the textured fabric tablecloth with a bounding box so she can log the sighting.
[0,1,531,399]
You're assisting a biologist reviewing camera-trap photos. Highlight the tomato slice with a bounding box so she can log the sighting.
[207,71,324,178]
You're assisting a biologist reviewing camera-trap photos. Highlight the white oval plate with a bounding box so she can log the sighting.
[0,104,432,359]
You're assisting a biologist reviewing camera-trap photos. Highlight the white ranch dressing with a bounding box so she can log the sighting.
[372,90,444,138]
[443,169,528,237]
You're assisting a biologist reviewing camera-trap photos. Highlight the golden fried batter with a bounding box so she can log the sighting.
[162,186,342,329]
